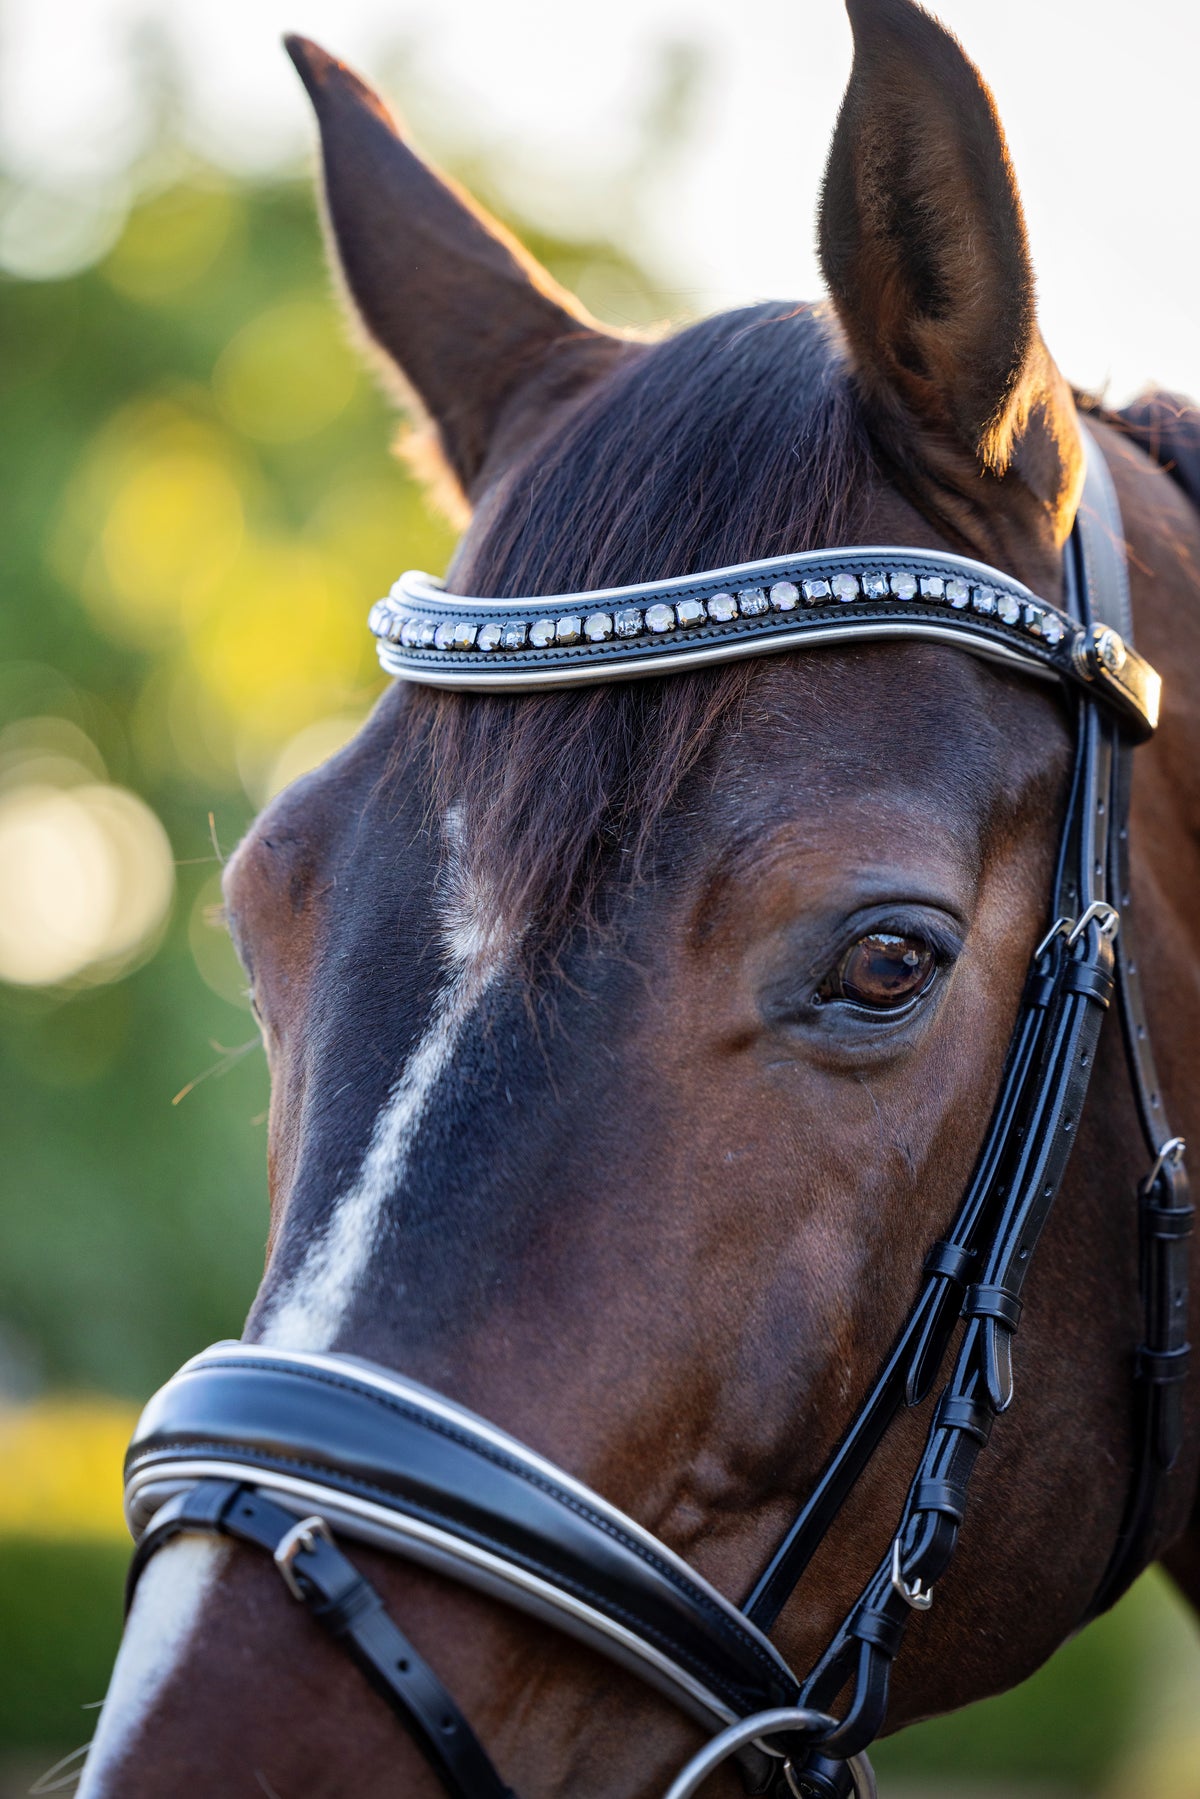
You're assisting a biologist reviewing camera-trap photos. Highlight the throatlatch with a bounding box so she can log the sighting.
[123,431,1190,1799]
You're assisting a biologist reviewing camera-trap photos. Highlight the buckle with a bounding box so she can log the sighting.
[1066,900,1120,947]
[1035,901,1120,962]
[890,1537,933,1611]
[1143,1136,1186,1195]
[273,1514,333,1600]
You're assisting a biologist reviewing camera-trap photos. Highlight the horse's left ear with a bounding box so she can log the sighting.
[819,0,1082,548]
[285,36,628,510]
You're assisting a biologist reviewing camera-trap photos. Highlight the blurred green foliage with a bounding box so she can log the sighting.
[0,1540,127,1750]
[0,162,659,1402]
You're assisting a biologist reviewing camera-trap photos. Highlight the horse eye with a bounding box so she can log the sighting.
[822,932,938,1011]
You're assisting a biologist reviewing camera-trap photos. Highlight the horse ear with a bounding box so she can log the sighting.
[818,0,1081,540]
[285,37,626,505]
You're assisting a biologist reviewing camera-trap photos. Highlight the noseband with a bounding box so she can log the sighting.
[125,431,1192,1798]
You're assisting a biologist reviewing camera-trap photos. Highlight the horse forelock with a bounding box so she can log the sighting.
[387,301,874,963]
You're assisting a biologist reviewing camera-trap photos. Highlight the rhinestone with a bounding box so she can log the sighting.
[615,606,644,637]
[890,572,918,599]
[707,593,738,622]
[646,602,676,633]
[996,593,1021,625]
[434,622,456,650]
[386,613,407,643]
[802,578,832,604]
[500,621,528,651]
[556,615,582,645]
[770,580,800,611]
[368,600,391,636]
[832,573,860,602]
[919,575,945,600]
[972,586,997,615]
[584,611,614,642]
[1022,604,1044,635]
[418,621,438,647]
[676,598,706,627]
[1094,627,1127,674]
[862,572,889,600]
[529,618,557,648]
[400,618,422,647]
[451,621,478,650]
[1041,614,1065,648]
[476,621,503,652]
[946,578,970,609]
[737,588,768,617]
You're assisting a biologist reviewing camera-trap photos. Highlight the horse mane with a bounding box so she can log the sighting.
[1086,388,1200,514]
[393,302,872,955]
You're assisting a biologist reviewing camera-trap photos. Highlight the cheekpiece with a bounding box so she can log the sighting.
[367,546,1160,737]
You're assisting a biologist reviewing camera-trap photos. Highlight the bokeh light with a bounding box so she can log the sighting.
[0,181,128,281]
[188,871,249,1009]
[213,297,359,442]
[103,179,240,303]
[0,1398,136,1540]
[0,778,174,987]
[263,708,368,801]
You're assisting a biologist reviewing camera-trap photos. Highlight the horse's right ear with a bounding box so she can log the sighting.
[818,0,1082,552]
[285,37,628,508]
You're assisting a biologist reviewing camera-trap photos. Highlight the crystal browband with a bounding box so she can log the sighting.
[368,547,1160,735]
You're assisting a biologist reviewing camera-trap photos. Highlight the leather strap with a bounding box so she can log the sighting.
[128,1480,513,1799]
[1072,436,1193,1616]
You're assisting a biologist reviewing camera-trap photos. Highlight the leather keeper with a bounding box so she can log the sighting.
[1135,1344,1192,1385]
[933,1393,994,1445]
[923,1241,975,1284]
[311,1572,382,1634]
[912,1479,966,1524]
[1144,1203,1195,1241]
[1064,960,1114,1006]
[962,1285,1023,1330]
[849,1605,906,1660]
[1023,973,1058,1010]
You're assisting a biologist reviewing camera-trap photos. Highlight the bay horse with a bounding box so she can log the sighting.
[80,0,1199,1794]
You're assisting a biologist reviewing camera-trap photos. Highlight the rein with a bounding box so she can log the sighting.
[123,431,1192,1798]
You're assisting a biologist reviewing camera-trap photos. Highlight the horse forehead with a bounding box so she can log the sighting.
[708,646,1051,838]
[232,642,1046,1006]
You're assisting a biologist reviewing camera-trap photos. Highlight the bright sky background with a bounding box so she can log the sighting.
[1,0,1197,405]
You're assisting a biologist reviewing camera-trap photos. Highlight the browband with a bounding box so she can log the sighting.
[368,536,1160,739]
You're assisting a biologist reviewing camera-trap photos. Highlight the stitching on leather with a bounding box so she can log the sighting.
[205,1356,777,1663]
[135,1435,773,1711]
[141,1354,791,1695]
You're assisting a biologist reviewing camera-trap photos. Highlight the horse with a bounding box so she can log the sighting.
[78,1,1200,1794]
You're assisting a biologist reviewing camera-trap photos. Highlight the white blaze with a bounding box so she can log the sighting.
[81,808,504,1787]
[257,967,490,1349]
[259,802,504,1352]
[77,1538,227,1795]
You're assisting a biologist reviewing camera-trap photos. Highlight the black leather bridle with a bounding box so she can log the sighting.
[123,430,1192,1798]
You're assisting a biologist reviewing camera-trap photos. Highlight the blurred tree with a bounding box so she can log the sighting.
[0,158,662,1401]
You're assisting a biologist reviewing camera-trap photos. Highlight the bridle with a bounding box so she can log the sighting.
[123,427,1192,1798]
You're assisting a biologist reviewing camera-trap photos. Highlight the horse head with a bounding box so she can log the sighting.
[81,2,1200,1794]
